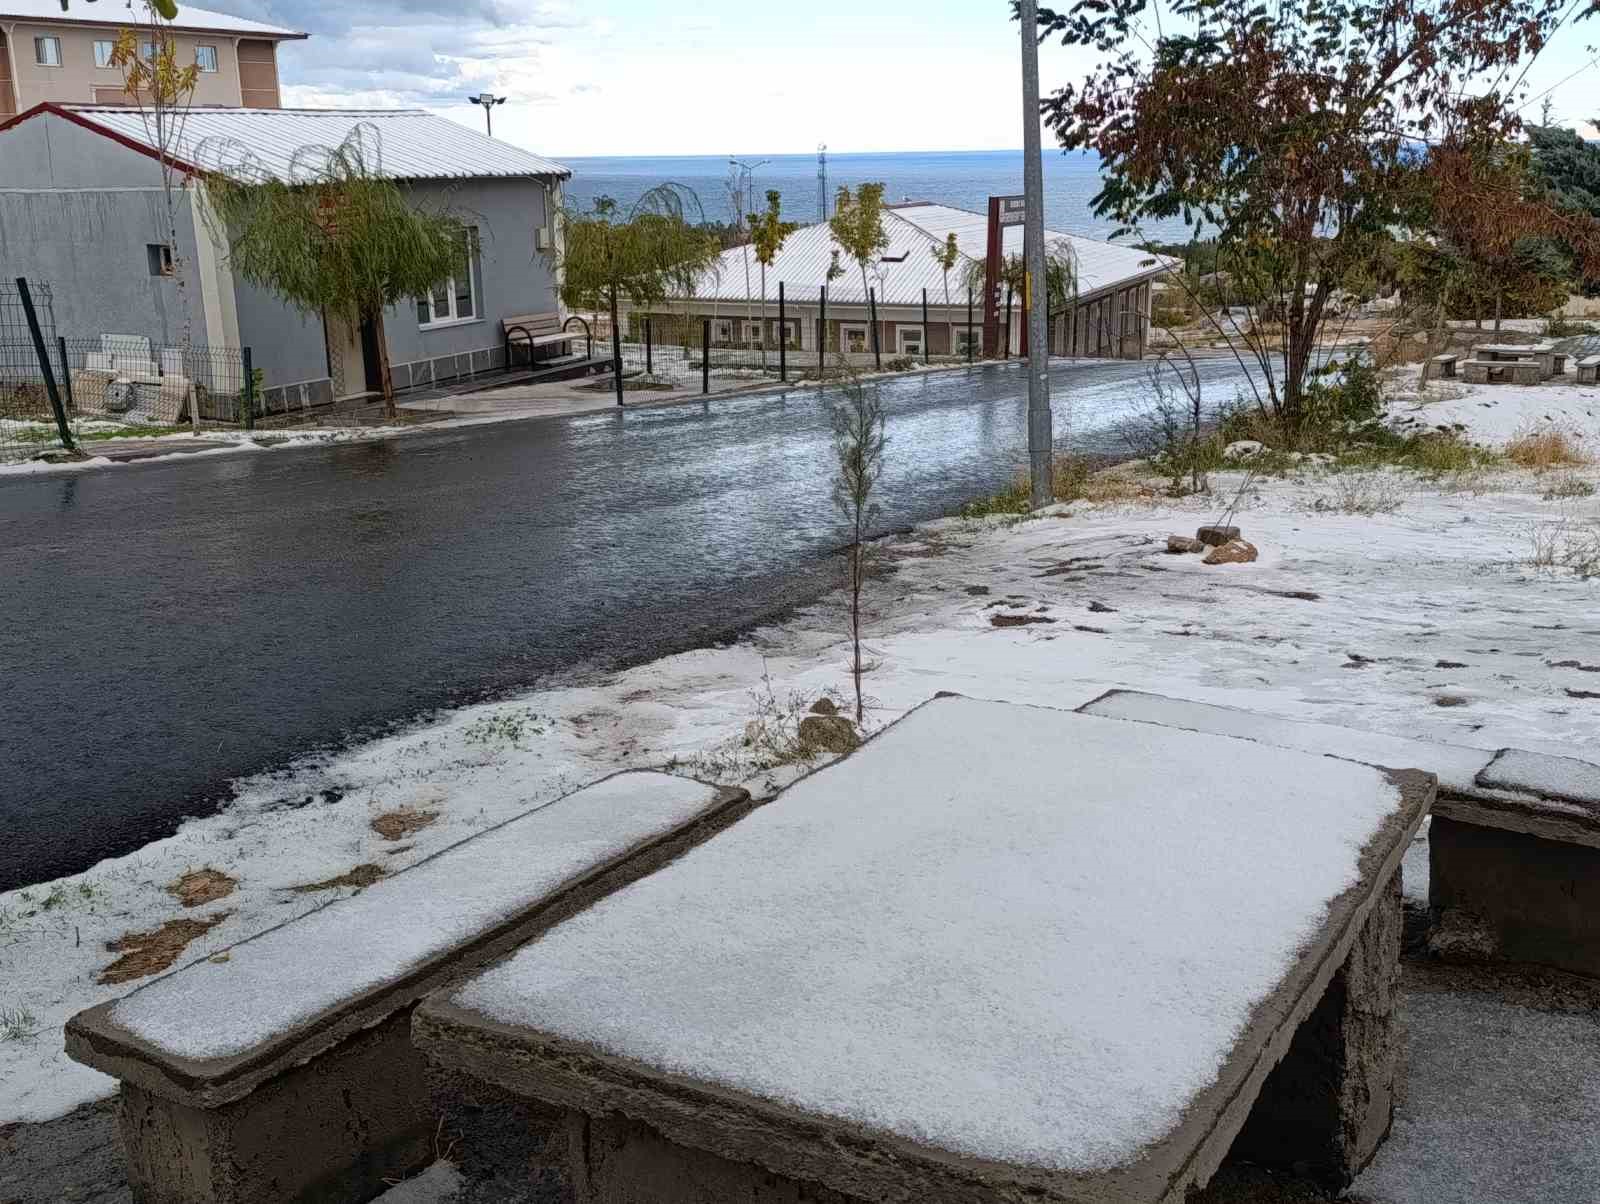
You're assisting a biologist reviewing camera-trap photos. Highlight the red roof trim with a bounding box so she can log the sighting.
[0,101,203,176]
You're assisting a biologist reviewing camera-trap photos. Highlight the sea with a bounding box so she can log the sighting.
[557,149,1197,246]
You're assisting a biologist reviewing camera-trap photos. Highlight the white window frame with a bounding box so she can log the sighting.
[93,40,116,69]
[195,44,218,72]
[840,323,869,355]
[713,319,733,345]
[741,319,764,347]
[417,229,481,330]
[34,36,62,67]
[896,325,925,356]
[952,326,979,355]
[779,319,800,349]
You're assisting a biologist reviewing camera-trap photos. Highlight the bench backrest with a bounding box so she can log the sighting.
[503,312,562,337]
[65,771,749,1109]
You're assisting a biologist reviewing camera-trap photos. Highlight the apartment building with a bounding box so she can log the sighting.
[0,0,303,115]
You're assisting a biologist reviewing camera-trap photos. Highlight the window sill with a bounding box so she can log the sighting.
[417,316,485,333]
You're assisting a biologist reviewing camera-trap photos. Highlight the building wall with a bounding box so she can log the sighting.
[0,22,277,108]
[0,113,214,346]
[379,175,561,393]
[0,30,15,116]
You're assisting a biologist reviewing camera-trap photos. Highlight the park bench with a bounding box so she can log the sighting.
[416,696,1432,1203]
[1462,358,1541,386]
[1472,340,1563,379]
[502,311,583,366]
[1577,354,1600,384]
[1429,352,1459,378]
[65,771,752,1204]
[1077,690,1600,979]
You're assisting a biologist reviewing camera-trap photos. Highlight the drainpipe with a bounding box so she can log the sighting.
[2,24,21,114]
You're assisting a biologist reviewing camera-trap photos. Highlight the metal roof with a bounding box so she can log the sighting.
[0,0,303,38]
[690,201,1176,307]
[59,106,572,183]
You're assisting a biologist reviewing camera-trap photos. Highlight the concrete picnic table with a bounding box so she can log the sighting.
[416,695,1433,1204]
[1473,342,1565,378]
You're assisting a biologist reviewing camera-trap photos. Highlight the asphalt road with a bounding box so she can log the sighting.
[0,355,1264,890]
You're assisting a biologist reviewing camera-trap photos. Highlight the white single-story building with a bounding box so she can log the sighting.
[623,201,1177,361]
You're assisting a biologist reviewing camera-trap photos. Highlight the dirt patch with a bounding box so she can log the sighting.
[990,613,1056,628]
[166,868,236,908]
[100,913,231,984]
[289,864,386,893]
[371,808,439,841]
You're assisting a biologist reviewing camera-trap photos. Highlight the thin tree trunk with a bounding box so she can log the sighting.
[1494,286,1503,333]
[759,264,768,369]
[373,310,396,419]
[851,508,864,723]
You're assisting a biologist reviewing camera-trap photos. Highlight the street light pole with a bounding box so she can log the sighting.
[1020,0,1054,510]
[728,156,770,222]
[469,92,506,137]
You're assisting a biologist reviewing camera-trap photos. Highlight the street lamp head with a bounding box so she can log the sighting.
[470,93,506,108]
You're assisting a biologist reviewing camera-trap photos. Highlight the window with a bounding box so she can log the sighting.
[195,44,218,72]
[780,320,799,349]
[952,327,979,356]
[841,324,869,355]
[896,325,924,356]
[416,229,480,327]
[34,36,62,67]
[93,40,115,68]
[147,244,174,277]
[713,319,733,346]
[741,320,764,347]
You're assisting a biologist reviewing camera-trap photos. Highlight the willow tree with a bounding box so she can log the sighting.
[930,232,960,356]
[558,186,721,406]
[1034,0,1586,436]
[207,127,464,417]
[748,190,798,369]
[962,242,1077,355]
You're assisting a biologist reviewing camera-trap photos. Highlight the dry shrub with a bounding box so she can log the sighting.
[167,868,236,908]
[289,864,386,893]
[1506,427,1593,472]
[371,808,438,841]
[1312,472,1408,515]
[100,913,231,984]
[1529,519,1600,579]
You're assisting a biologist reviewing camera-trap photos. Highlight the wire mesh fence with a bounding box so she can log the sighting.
[0,279,73,464]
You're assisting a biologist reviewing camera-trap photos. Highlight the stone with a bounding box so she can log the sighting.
[797,715,860,755]
[808,698,839,716]
[1224,440,1265,462]
[1197,525,1241,547]
[1203,539,1259,565]
[1167,535,1206,554]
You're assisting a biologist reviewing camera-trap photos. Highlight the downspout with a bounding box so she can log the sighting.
[2,23,20,114]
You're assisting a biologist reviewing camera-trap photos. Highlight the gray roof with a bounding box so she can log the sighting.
[61,106,571,183]
[0,0,303,37]
[690,202,1176,307]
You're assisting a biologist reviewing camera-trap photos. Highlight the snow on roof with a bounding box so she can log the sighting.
[450,697,1406,1173]
[689,200,1176,307]
[107,772,722,1061]
[0,0,303,38]
[56,105,571,183]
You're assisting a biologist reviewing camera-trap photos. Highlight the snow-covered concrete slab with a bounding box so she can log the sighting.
[1477,748,1600,810]
[418,697,1432,1202]
[66,771,747,1108]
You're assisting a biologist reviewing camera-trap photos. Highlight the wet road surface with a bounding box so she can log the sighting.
[0,355,1264,889]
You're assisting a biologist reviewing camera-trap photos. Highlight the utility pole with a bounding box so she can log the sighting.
[469,92,506,137]
[1020,0,1053,509]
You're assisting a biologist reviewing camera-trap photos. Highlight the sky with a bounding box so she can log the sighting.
[192,0,1600,158]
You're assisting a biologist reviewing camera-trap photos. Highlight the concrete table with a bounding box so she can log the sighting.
[1473,342,1562,378]
[417,696,1433,1204]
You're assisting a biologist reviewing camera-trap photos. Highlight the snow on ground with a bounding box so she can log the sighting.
[1387,365,1600,447]
[0,424,416,476]
[2,404,1598,1124]
[453,698,1406,1173]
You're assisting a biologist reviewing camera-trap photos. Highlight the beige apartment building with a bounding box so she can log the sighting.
[0,0,303,115]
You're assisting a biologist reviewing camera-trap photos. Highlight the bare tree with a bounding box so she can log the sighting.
[829,366,887,723]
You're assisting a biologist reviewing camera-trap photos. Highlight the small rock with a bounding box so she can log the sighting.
[809,697,838,716]
[964,585,990,596]
[1196,525,1241,547]
[798,714,860,755]
[1202,539,1258,566]
[1087,601,1117,613]
[1167,535,1206,554]
[1223,440,1265,462]
[1428,909,1499,963]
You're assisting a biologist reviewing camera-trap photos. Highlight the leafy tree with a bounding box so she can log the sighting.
[1528,123,1600,294]
[110,12,199,427]
[747,190,798,368]
[1033,0,1587,437]
[207,126,466,418]
[557,186,721,405]
[829,368,886,723]
[930,232,960,357]
[828,184,890,346]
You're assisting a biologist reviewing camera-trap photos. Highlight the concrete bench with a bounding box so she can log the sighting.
[1577,354,1600,385]
[65,771,752,1204]
[1463,358,1541,385]
[417,696,1431,1202]
[1077,691,1600,978]
[1429,352,1459,378]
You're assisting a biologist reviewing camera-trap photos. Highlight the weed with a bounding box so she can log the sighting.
[0,1005,40,1043]
[1544,476,1597,501]
[1506,427,1592,472]
[463,708,549,749]
[1529,519,1600,578]
[679,672,845,781]
[1312,472,1408,515]
[1401,433,1501,477]
[959,454,1146,518]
